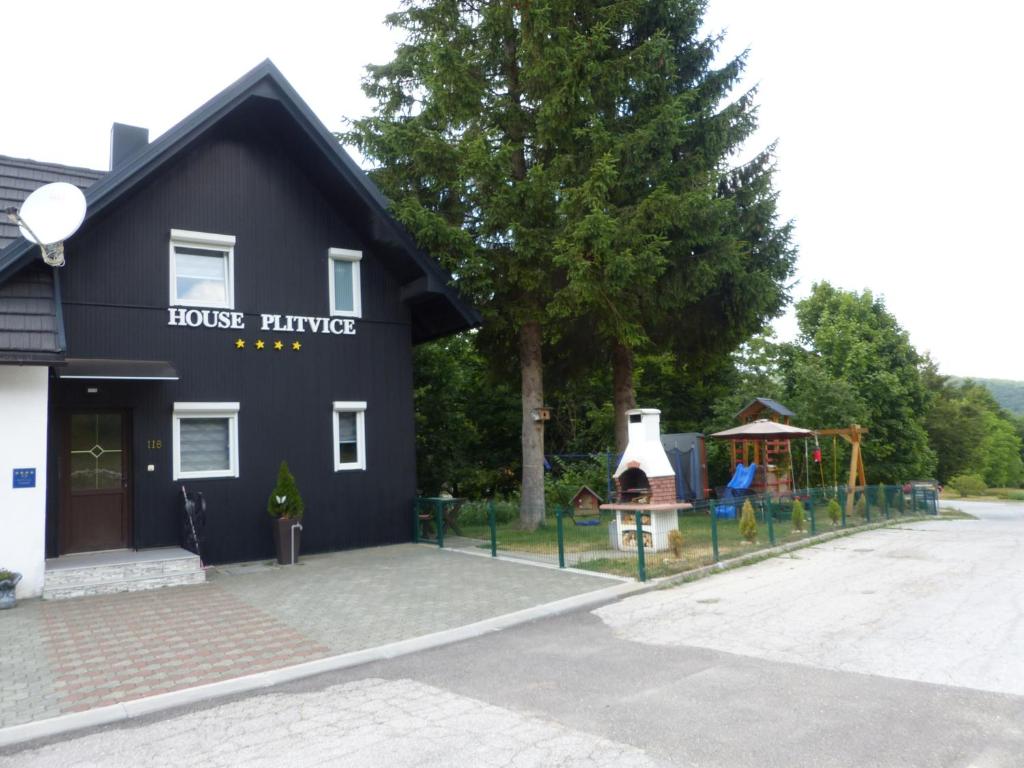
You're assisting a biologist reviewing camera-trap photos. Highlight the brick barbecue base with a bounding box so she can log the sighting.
[617,474,676,505]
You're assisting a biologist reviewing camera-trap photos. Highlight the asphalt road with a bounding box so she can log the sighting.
[5,500,1023,767]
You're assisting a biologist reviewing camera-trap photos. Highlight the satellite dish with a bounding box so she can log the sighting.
[7,182,87,267]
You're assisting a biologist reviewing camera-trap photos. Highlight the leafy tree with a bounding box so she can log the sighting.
[948,473,986,497]
[791,283,935,483]
[413,333,520,498]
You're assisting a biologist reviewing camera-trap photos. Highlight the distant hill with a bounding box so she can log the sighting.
[951,377,1024,415]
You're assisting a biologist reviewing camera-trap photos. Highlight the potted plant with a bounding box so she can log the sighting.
[267,461,305,564]
[0,568,22,610]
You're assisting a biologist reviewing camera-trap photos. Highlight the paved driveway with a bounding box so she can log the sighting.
[595,500,1024,695]
[0,544,612,730]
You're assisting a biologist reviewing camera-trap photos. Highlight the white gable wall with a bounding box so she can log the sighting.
[0,365,49,598]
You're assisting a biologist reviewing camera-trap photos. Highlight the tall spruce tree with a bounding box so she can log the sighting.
[347,0,794,523]
[545,1,796,449]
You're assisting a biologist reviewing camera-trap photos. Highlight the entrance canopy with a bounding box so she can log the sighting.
[57,358,179,381]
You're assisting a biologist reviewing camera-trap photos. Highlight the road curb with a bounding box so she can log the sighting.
[0,579,645,750]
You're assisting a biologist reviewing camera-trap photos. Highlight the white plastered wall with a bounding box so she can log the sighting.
[0,365,49,598]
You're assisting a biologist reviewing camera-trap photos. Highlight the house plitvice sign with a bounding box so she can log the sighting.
[167,307,357,335]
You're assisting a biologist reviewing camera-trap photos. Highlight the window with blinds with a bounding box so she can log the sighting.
[328,248,362,318]
[173,403,240,479]
[333,401,366,470]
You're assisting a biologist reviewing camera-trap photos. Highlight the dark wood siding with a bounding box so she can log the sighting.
[46,130,417,563]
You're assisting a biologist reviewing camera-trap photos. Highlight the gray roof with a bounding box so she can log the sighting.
[736,397,795,419]
[0,156,103,363]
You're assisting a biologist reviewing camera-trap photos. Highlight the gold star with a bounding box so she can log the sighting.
[255,339,266,350]
[273,340,284,350]
[235,338,245,349]
[291,340,302,351]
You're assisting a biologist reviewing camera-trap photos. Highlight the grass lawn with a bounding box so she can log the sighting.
[449,495,946,579]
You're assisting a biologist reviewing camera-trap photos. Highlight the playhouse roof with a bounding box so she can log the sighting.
[735,397,795,420]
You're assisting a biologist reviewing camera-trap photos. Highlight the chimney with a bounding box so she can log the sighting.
[110,123,149,170]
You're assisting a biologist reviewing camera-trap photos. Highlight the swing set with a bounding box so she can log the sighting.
[796,424,869,515]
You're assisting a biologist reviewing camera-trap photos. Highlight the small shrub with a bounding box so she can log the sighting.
[667,529,684,558]
[791,500,806,532]
[877,482,887,510]
[267,461,304,519]
[827,498,841,526]
[739,500,758,543]
[948,473,987,498]
[855,493,867,518]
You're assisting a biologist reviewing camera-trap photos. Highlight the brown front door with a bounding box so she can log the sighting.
[61,411,132,554]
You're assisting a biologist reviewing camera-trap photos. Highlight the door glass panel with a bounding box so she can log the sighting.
[96,451,123,490]
[69,413,123,491]
[96,414,122,451]
[70,452,96,491]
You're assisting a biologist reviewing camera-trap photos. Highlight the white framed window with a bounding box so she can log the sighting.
[170,229,236,309]
[328,248,362,318]
[173,402,240,480]
[332,401,366,471]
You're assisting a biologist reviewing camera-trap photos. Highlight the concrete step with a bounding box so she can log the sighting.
[43,569,205,600]
[43,550,205,600]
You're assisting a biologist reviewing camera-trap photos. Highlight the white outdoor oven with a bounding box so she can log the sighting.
[607,408,681,552]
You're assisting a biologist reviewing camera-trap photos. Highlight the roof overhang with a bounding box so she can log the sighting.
[56,358,179,381]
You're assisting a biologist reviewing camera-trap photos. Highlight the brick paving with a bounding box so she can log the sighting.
[0,544,610,730]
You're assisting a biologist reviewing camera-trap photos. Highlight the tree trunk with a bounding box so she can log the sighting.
[519,321,546,529]
[612,342,637,453]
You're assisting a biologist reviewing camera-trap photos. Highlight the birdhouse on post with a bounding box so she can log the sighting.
[570,486,603,517]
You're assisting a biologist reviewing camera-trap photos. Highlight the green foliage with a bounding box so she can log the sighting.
[855,493,866,517]
[739,500,758,543]
[948,473,987,497]
[791,500,806,532]
[827,498,842,525]
[789,283,936,483]
[952,377,1024,416]
[413,333,520,497]
[458,499,519,527]
[543,456,607,511]
[667,529,684,559]
[0,569,17,583]
[877,482,887,510]
[267,461,304,519]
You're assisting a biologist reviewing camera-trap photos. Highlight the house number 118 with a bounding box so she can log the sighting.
[147,439,163,449]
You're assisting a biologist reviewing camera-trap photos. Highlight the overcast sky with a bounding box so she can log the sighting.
[3,1,1020,380]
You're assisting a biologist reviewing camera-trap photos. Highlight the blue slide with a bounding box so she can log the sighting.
[717,462,757,518]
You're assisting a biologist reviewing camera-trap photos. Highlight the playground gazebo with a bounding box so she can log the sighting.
[711,419,813,497]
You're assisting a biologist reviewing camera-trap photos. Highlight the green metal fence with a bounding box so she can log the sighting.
[414,483,940,582]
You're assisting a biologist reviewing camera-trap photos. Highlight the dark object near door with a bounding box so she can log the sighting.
[181,487,207,563]
[273,518,302,564]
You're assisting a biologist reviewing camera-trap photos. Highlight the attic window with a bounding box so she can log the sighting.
[328,248,362,318]
[170,229,235,309]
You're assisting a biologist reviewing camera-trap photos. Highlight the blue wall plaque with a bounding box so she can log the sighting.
[12,468,36,489]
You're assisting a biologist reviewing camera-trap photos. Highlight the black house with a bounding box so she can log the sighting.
[0,61,478,597]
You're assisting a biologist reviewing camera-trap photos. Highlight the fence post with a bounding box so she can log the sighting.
[710,501,720,562]
[865,488,871,524]
[412,500,420,543]
[883,487,890,519]
[605,451,614,502]
[809,497,816,535]
[766,497,776,545]
[840,487,848,528]
[436,499,444,548]
[898,485,905,516]
[488,499,497,557]
[635,512,647,582]
[556,505,566,569]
